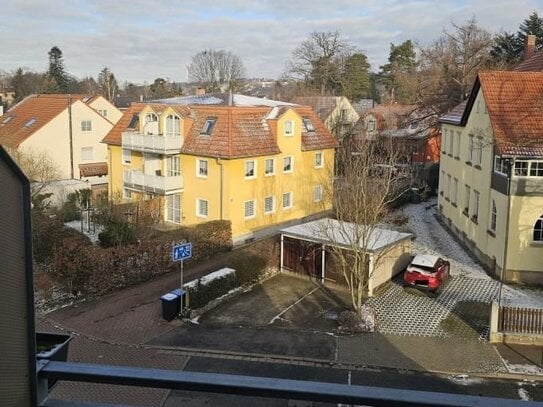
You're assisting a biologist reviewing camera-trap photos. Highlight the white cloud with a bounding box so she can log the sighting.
[1,0,540,82]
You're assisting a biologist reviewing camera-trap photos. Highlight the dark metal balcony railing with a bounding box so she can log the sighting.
[37,360,542,407]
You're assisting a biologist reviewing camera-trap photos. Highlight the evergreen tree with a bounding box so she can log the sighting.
[491,11,543,66]
[379,40,418,103]
[341,53,371,101]
[46,46,69,93]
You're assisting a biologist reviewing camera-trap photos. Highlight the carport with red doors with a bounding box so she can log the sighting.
[279,218,413,296]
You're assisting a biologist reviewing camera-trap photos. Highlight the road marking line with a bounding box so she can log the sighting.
[268,287,319,325]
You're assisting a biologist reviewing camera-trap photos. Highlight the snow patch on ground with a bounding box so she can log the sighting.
[518,387,532,401]
[398,198,543,309]
[506,364,543,376]
[447,375,485,386]
[183,267,236,289]
[65,220,103,244]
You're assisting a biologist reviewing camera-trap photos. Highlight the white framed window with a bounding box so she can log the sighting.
[468,135,474,162]
[166,194,181,224]
[440,170,445,195]
[464,185,470,214]
[283,156,293,173]
[81,120,92,132]
[473,139,482,165]
[314,185,323,202]
[166,156,180,177]
[197,198,208,218]
[533,215,543,242]
[448,132,454,154]
[145,113,158,123]
[284,120,294,136]
[446,174,451,199]
[473,190,480,221]
[455,131,461,157]
[530,161,543,177]
[514,160,528,176]
[264,196,275,214]
[282,192,292,209]
[452,178,458,205]
[197,159,208,178]
[97,109,107,118]
[366,117,376,133]
[81,147,93,161]
[315,152,323,168]
[123,189,132,199]
[264,158,275,176]
[165,114,181,137]
[245,160,256,179]
[122,149,131,165]
[490,200,497,232]
[494,156,508,175]
[244,199,256,219]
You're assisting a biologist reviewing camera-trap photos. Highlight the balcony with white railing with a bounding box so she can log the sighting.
[123,169,183,194]
[122,131,182,155]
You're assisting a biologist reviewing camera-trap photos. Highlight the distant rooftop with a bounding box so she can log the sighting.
[150,93,297,108]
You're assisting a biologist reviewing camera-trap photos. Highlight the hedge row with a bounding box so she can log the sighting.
[48,220,232,295]
[187,253,267,310]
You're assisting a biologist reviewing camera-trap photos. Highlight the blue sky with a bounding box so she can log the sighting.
[2,0,542,83]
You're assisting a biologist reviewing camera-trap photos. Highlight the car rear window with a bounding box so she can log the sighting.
[410,263,436,273]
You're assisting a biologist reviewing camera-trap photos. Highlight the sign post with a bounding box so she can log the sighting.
[172,242,192,310]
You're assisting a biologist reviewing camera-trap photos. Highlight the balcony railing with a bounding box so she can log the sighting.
[122,131,182,154]
[123,170,183,194]
[37,360,537,407]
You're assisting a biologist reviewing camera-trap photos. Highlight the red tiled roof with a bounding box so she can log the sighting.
[79,162,108,177]
[0,94,92,148]
[101,103,146,145]
[479,71,543,156]
[182,106,281,158]
[106,104,337,158]
[292,106,339,151]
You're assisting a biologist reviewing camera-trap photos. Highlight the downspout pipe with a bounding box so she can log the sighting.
[216,158,224,220]
[68,94,75,179]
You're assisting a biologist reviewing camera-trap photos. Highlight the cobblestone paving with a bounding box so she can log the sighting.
[367,276,500,338]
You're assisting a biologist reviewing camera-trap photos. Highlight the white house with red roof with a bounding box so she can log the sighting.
[438,71,543,285]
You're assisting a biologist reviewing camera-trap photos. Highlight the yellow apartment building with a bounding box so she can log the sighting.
[438,71,543,285]
[103,101,338,244]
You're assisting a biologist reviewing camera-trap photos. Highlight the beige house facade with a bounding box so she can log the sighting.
[438,72,543,285]
[0,94,122,182]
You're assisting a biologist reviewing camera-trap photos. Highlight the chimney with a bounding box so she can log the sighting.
[195,87,205,96]
[139,94,144,102]
[525,34,537,61]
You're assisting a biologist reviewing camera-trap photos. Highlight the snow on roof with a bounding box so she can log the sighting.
[280,218,412,252]
[410,254,439,268]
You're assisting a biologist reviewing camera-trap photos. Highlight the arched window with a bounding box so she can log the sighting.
[533,215,543,242]
[490,200,497,232]
[165,115,180,137]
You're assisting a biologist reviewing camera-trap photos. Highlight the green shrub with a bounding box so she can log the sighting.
[228,253,267,286]
[98,221,136,248]
[187,274,238,309]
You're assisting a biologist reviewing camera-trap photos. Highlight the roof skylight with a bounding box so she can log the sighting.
[24,118,37,128]
[201,117,217,135]
[302,117,315,132]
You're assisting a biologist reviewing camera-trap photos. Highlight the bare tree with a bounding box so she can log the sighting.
[188,49,246,92]
[6,147,60,200]
[287,31,355,95]
[321,138,411,313]
[97,67,118,102]
[418,18,493,114]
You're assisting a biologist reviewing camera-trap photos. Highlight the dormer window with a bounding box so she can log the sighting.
[145,113,158,123]
[302,118,315,132]
[201,117,217,135]
[366,117,376,132]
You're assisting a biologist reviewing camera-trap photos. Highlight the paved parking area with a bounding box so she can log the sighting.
[368,276,499,338]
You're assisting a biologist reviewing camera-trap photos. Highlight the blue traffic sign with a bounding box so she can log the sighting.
[172,242,192,262]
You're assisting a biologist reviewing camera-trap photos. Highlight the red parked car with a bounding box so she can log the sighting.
[403,254,450,293]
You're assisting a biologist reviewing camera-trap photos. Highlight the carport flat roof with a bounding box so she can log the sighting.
[280,218,412,252]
